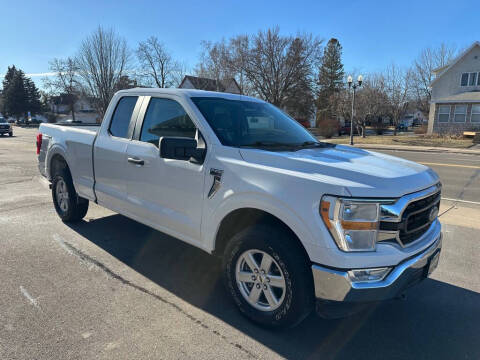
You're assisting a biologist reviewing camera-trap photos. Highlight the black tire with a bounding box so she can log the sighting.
[9,132,13,137]
[223,224,314,329]
[52,167,89,222]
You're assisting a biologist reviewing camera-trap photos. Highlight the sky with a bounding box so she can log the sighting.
[0,0,478,90]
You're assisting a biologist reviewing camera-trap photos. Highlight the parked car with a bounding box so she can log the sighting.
[397,122,409,132]
[338,121,359,135]
[37,89,442,329]
[0,118,13,136]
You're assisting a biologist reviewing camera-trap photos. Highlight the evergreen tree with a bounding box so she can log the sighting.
[2,66,42,119]
[25,78,42,115]
[2,67,28,120]
[316,38,345,122]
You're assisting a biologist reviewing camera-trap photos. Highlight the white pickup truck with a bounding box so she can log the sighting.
[37,88,442,328]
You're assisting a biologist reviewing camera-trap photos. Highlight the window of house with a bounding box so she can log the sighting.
[469,72,478,86]
[109,96,139,138]
[438,105,450,122]
[471,105,480,123]
[461,73,469,86]
[453,105,467,122]
[139,97,196,146]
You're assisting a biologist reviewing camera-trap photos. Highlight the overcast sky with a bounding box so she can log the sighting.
[1,0,477,89]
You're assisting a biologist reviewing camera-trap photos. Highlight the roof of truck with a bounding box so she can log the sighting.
[115,88,263,102]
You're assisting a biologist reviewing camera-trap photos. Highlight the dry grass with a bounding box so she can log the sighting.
[323,134,474,149]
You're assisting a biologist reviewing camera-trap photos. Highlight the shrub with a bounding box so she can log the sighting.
[317,118,339,138]
[414,124,427,134]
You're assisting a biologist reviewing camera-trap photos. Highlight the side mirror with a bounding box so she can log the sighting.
[159,137,206,164]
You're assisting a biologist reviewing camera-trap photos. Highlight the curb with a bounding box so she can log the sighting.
[337,144,480,155]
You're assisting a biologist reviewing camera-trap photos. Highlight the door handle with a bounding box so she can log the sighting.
[127,157,145,166]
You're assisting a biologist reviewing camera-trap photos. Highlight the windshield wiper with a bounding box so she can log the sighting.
[239,141,298,148]
[295,141,334,149]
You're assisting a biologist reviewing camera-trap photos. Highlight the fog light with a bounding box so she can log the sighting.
[347,267,391,283]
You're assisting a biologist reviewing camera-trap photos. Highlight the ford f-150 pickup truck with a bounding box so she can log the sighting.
[37,88,442,328]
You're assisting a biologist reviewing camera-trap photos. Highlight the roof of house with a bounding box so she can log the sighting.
[434,91,480,103]
[430,41,480,86]
[179,75,241,93]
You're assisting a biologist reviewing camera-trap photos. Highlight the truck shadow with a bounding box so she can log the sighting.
[68,214,480,360]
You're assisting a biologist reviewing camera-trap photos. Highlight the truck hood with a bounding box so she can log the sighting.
[239,144,439,198]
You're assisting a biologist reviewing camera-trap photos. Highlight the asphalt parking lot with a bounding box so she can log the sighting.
[1,127,479,359]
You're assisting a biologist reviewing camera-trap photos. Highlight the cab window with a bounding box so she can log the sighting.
[139,98,196,146]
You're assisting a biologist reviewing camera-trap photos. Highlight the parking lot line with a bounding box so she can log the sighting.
[441,197,480,205]
[419,162,480,169]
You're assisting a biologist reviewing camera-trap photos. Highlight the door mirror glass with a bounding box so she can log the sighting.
[159,137,206,163]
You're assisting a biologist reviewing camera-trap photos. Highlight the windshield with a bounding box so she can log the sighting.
[191,97,319,149]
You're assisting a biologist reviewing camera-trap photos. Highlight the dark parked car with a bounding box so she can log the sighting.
[0,118,13,136]
[339,122,359,136]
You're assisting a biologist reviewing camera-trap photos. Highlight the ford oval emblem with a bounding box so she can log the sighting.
[429,207,439,222]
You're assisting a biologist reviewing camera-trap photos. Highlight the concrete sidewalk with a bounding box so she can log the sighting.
[343,143,480,155]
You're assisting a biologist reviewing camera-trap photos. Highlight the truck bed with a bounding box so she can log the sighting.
[38,122,100,201]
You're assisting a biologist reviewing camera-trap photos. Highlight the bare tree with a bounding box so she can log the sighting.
[43,57,79,120]
[383,64,410,135]
[137,36,183,88]
[194,27,322,117]
[195,39,236,89]
[241,28,322,108]
[410,43,456,113]
[76,27,130,117]
[355,74,388,137]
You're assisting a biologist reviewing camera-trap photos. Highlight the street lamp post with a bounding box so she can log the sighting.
[347,75,363,146]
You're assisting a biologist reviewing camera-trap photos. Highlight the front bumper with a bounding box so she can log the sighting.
[312,231,442,302]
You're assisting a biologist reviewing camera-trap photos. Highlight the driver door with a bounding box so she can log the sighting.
[124,96,207,247]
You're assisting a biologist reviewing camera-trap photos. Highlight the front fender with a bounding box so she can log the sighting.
[203,191,318,257]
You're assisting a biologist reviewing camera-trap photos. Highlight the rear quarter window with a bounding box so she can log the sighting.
[109,96,138,138]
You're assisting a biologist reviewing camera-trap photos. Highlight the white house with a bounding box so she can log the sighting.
[428,41,480,134]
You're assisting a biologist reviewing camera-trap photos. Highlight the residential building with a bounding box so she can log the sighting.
[428,41,480,134]
[49,94,99,123]
[178,75,241,94]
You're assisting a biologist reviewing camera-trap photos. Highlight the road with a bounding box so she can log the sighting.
[0,127,479,359]
[379,149,480,206]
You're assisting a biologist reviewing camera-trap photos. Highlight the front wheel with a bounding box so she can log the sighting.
[9,132,13,137]
[223,225,314,328]
[52,169,89,222]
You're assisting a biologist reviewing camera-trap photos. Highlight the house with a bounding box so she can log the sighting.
[428,41,480,134]
[49,94,99,123]
[49,94,96,114]
[178,75,241,94]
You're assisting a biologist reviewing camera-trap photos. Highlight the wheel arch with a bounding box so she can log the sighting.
[212,207,311,264]
[49,152,72,180]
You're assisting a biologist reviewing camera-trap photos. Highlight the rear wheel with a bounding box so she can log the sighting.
[9,132,13,137]
[52,168,89,222]
[223,224,314,328]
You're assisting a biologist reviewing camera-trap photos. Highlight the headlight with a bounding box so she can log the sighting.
[320,196,380,252]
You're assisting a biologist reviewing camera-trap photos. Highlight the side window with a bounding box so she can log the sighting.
[109,96,138,138]
[140,98,196,145]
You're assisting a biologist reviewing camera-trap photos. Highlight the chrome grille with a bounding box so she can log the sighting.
[379,184,441,247]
